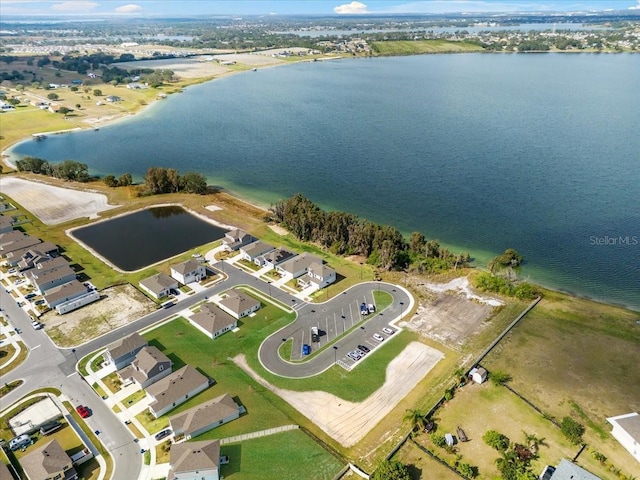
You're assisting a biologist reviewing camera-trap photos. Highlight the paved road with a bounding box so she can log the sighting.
[1,260,412,478]
[258,282,412,378]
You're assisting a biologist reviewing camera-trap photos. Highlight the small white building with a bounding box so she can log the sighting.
[469,366,488,384]
[188,303,237,340]
[607,412,640,463]
[170,259,206,285]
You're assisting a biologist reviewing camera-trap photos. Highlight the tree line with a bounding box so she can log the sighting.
[15,156,91,182]
[268,193,471,272]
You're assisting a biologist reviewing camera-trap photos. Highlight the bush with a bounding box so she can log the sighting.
[483,430,510,451]
[490,370,512,386]
[560,417,585,445]
[431,433,446,448]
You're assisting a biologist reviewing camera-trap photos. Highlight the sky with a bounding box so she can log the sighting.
[1,0,639,17]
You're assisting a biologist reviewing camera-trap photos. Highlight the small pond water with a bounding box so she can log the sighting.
[72,206,227,271]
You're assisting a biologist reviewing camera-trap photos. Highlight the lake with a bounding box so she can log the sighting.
[70,206,227,271]
[10,53,640,310]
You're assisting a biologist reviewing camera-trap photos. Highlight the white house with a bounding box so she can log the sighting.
[188,303,237,340]
[170,259,206,285]
[169,393,243,439]
[146,365,210,418]
[168,440,221,480]
[139,273,178,300]
[217,289,260,319]
[276,252,323,281]
[239,241,274,265]
[607,412,640,463]
[221,229,254,251]
[298,262,336,289]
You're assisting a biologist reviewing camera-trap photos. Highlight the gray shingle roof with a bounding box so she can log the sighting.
[169,393,240,437]
[218,289,260,316]
[108,332,148,361]
[190,303,236,335]
[147,365,208,414]
[551,459,601,480]
[139,272,176,294]
[20,439,75,480]
[171,259,201,275]
[168,440,220,480]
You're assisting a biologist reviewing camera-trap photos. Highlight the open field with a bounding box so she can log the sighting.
[235,341,443,447]
[482,290,640,478]
[0,176,117,224]
[372,40,484,55]
[220,429,344,480]
[44,283,156,347]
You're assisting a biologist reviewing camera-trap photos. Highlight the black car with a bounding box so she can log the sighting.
[155,429,172,441]
[357,344,370,353]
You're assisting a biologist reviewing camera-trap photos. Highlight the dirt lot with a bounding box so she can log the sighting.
[43,283,156,347]
[0,177,117,225]
[235,341,444,448]
[400,277,501,350]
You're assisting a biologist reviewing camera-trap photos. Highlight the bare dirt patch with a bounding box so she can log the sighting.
[268,224,289,236]
[234,341,443,447]
[401,277,500,350]
[0,177,117,225]
[117,57,232,78]
[43,284,156,347]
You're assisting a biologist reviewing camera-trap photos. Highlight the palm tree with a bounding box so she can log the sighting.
[404,409,427,432]
[522,431,546,455]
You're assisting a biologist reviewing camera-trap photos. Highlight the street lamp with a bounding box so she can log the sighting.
[333,346,338,364]
[267,281,272,298]
[71,348,78,363]
[399,301,404,321]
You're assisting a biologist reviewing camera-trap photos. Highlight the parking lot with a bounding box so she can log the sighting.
[259,282,413,378]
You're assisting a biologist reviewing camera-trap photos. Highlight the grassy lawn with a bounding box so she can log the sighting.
[0,341,27,376]
[127,422,144,439]
[393,439,460,480]
[414,382,580,479]
[482,290,640,479]
[371,40,485,55]
[0,380,23,399]
[155,440,171,464]
[76,458,101,480]
[122,389,146,407]
[91,382,108,399]
[12,421,80,461]
[279,338,293,361]
[220,429,344,480]
[135,410,170,436]
[103,372,122,394]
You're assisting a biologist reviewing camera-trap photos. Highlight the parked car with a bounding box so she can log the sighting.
[373,333,384,342]
[31,320,44,330]
[367,303,376,313]
[76,405,91,418]
[25,293,36,300]
[155,429,172,441]
[302,344,311,355]
[382,327,395,335]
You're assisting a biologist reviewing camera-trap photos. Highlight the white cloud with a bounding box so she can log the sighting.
[629,0,640,9]
[115,3,142,13]
[51,1,99,12]
[334,1,369,14]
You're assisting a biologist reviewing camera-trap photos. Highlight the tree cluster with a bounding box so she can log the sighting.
[15,156,90,182]
[269,194,470,272]
[143,167,208,195]
[103,173,133,187]
[484,430,539,480]
[560,417,585,445]
[474,272,538,299]
[370,460,411,480]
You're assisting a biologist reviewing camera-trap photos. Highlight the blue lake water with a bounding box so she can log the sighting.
[10,53,640,310]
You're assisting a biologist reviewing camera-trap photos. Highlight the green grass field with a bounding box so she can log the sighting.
[371,40,485,56]
[220,429,344,480]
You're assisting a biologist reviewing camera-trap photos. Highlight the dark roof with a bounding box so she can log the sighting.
[108,332,148,360]
[168,440,220,479]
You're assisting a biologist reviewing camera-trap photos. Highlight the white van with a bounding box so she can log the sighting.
[9,434,31,451]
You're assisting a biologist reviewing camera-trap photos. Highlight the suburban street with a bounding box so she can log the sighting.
[1,260,412,479]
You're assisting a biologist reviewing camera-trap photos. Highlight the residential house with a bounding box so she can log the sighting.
[548,458,601,480]
[54,288,100,315]
[20,439,78,480]
[188,303,237,340]
[104,332,148,370]
[43,280,88,308]
[0,234,41,256]
[17,249,51,271]
[146,365,210,418]
[24,255,68,275]
[607,412,640,463]
[218,289,260,319]
[0,214,14,233]
[221,229,254,251]
[0,230,24,247]
[105,95,122,102]
[469,366,488,384]
[27,264,76,294]
[256,247,296,270]
[276,252,323,281]
[139,273,178,300]
[298,262,336,289]
[239,241,275,265]
[169,393,243,440]
[118,346,172,389]
[6,242,58,267]
[168,440,221,480]
[170,259,206,285]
